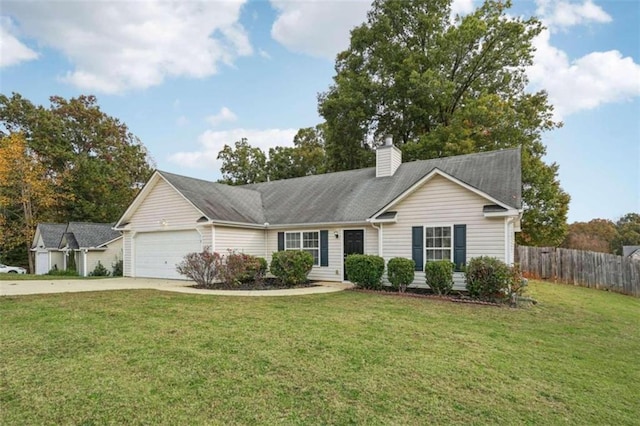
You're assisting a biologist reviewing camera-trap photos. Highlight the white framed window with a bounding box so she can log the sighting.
[285,231,319,266]
[425,226,453,262]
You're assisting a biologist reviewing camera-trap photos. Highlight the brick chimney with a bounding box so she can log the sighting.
[376,135,402,177]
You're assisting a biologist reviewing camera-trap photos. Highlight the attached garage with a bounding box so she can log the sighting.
[134,230,202,279]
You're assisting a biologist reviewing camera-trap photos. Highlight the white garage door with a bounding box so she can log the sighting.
[36,252,49,275]
[134,230,202,279]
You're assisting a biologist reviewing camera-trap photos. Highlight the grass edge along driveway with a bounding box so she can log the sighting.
[1,281,639,424]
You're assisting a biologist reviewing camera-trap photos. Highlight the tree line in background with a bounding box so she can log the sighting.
[0,93,154,270]
[217,0,570,247]
[561,214,640,255]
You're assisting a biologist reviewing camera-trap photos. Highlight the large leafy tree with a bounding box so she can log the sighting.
[318,0,570,246]
[268,125,327,181]
[217,138,268,185]
[0,133,69,270]
[0,93,153,222]
[561,219,617,253]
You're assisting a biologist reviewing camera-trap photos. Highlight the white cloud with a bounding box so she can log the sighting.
[206,107,238,127]
[0,17,38,67]
[2,0,252,93]
[169,128,298,170]
[270,0,370,59]
[451,0,476,16]
[536,0,612,30]
[528,29,640,118]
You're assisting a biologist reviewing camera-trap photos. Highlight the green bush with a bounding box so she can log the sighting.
[387,257,415,293]
[270,251,314,287]
[46,268,79,276]
[465,256,524,302]
[345,254,385,289]
[89,261,110,277]
[425,260,455,295]
[112,259,123,277]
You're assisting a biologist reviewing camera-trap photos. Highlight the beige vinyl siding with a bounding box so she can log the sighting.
[376,149,392,177]
[199,225,214,250]
[50,251,64,271]
[376,146,402,177]
[382,174,505,288]
[123,231,133,276]
[214,226,265,257]
[85,238,123,276]
[130,178,203,230]
[266,227,344,282]
[365,225,379,256]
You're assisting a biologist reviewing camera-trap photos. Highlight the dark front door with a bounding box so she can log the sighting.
[343,229,364,280]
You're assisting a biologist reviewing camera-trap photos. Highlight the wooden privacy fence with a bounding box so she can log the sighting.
[516,246,640,297]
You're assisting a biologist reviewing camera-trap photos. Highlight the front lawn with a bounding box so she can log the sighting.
[1,281,638,424]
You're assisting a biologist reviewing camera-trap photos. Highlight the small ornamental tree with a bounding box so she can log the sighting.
[89,261,110,277]
[345,254,385,289]
[387,257,415,293]
[425,260,455,295]
[270,250,314,287]
[112,258,123,277]
[176,247,220,288]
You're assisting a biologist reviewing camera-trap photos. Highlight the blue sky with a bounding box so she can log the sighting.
[1,0,638,223]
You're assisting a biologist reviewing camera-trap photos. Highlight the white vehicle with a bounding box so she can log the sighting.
[0,264,27,274]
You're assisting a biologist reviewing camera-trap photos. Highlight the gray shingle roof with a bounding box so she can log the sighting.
[158,148,521,226]
[160,171,266,224]
[61,223,121,249]
[36,223,68,248]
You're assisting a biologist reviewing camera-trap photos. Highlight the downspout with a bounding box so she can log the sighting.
[505,217,514,265]
[370,223,383,258]
[83,249,88,277]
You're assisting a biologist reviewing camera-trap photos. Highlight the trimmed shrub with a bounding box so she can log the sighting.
[465,256,524,302]
[220,251,264,286]
[112,258,123,277]
[176,248,221,288]
[387,257,415,293]
[425,260,455,295]
[345,254,385,289]
[270,250,314,287]
[89,261,111,277]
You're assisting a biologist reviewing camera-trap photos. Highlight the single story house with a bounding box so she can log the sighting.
[115,145,522,288]
[31,223,68,274]
[32,222,122,276]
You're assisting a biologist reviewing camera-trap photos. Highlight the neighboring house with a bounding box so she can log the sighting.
[32,223,68,274]
[32,222,123,276]
[115,145,522,288]
[622,246,640,260]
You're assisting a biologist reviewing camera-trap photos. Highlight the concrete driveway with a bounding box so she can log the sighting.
[0,277,352,297]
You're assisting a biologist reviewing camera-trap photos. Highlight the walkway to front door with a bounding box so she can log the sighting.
[343,229,364,280]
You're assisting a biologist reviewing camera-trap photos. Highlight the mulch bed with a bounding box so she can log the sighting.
[190,278,320,291]
[348,287,503,306]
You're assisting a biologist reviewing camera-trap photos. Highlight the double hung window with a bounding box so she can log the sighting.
[285,231,319,266]
[425,226,452,262]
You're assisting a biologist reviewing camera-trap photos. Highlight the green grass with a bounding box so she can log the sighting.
[1,281,638,424]
[0,273,109,281]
